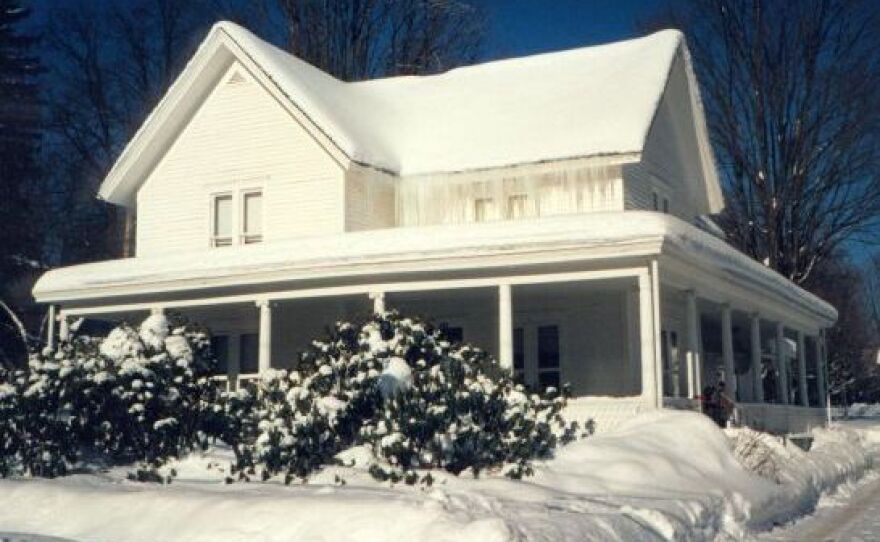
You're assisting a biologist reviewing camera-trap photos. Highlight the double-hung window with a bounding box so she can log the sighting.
[212,194,234,247]
[241,191,263,244]
[210,189,263,247]
[537,325,561,390]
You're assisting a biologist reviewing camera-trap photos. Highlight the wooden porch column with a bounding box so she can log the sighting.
[721,305,737,399]
[820,330,831,425]
[47,305,57,350]
[257,300,273,373]
[684,290,701,399]
[638,271,660,408]
[650,261,663,404]
[797,331,809,406]
[59,313,70,342]
[750,314,764,403]
[775,323,789,404]
[498,283,513,373]
[369,291,386,314]
[817,332,827,406]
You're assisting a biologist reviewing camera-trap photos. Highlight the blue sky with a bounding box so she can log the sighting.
[476,0,665,60]
[27,0,666,58]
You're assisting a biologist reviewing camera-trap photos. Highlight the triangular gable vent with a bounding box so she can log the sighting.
[227,70,247,85]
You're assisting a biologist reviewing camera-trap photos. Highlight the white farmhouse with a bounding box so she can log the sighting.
[33,22,836,433]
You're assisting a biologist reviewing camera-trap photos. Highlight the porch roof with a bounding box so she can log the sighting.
[33,212,836,325]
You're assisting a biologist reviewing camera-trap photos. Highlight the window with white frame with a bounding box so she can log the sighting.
[239,333,259,374]
[537,325,561,390]
[212,194,233,247]
[242,191,263,244]
[210,335,230,376]
[210,188,263,247]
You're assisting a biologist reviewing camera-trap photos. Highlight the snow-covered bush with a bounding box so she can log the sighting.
[727,427,785,483]
[0,313,220,478]
[70,314,220,469]
[229,312,579,484]
[0,361,78,478]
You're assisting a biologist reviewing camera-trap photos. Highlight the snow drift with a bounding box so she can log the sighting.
[3,411,875,541]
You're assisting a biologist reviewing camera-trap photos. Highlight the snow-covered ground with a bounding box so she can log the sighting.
[0,411,877,542]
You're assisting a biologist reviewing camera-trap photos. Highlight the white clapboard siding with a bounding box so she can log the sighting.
[623,51,704,221]
[136,61,345,256]
[344,165,397,231]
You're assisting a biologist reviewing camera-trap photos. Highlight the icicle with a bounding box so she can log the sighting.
[396,157,625,227]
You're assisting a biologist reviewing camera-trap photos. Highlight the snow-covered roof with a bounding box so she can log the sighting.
[34,212,836,326]
[223,23,679,175]
[98,22,721,210]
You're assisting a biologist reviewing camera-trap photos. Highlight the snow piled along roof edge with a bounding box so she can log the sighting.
[33,211,836,324]
[98,22,693,203]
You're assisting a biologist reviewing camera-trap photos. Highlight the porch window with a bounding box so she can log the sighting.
[239,333,259,374]
[242,191,263,244]
[537,325,560,390]
[210,335,229,376]
[513,327,525,383]
[212,194,233,247]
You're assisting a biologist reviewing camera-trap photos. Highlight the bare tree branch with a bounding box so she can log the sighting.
[276,0,484,81]
[645,0,880,286]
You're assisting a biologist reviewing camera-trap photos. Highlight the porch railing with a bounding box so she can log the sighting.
[210,373,262,393]
[736,402,826,434]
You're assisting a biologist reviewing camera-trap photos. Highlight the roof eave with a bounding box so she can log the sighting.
[98,29,236,207]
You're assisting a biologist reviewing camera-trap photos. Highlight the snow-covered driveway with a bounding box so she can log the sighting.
[760,471,880,541]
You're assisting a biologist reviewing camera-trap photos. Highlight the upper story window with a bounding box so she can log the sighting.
[211,188,263,248]
[652,191,670,214]
[212,194,233,247]
[242,191,263,244]
[507,194,530,219]
[473,197,496,222]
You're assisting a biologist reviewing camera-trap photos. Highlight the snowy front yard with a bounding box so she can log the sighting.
[1,411,877,542]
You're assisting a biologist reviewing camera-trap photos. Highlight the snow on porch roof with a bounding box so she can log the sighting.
[99,22,711,204]
[34,212,836,325]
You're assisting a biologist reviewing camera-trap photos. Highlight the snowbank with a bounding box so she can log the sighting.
[727,419,878,533]
[0,411,877,541]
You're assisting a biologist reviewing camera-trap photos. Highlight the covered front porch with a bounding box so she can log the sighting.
[34,213,837,435]
[45,261,829,435]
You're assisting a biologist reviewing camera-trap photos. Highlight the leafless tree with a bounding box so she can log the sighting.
[645,0,880,286]
[276,0,484,81]
[42,0,263,262]
[808,255,879,402]
[867,253,880,338]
